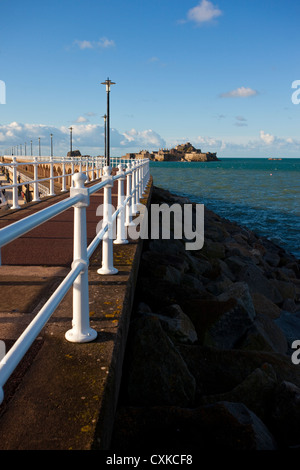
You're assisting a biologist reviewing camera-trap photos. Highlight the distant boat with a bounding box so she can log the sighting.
[268,158,282,160]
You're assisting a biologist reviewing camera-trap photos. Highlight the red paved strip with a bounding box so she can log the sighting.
[0,180,121,266]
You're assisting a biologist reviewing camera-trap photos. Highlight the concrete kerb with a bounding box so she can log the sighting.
[0,177,153,450]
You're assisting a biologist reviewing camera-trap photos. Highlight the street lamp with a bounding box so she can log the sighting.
[30,140,33,156]
[38,137,41,157]
[24,142,27,156]
[69,127,73,156]
[102,114,107,162]
[101,78,115,167]
[50,133,53,157]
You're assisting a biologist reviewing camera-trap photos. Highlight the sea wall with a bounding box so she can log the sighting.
[112,185,300,451]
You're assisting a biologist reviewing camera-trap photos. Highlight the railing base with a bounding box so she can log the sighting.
[97,267,118,275]
[113,239,129,245]
[65,328,98,343]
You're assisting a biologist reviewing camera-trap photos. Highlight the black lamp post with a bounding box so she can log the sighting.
[69,127,73,156]
[30,140,33,156]
[101,78,115,167]
[102,114,107,162]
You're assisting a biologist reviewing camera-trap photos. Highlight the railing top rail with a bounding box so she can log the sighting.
[0,193,83,249]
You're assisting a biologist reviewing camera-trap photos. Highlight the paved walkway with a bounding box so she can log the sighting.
[0,175,153,450]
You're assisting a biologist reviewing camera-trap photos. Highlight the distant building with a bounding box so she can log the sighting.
[122,142,219,162]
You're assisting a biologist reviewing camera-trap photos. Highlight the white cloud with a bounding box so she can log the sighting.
[74,40,93,50]
[97,37,115,48]
[186,0,222,24]
[220,87,258,98]
[73,37,115,50]
[260,130,275,145]
[75,116,89,123]
[0,122,166,156]
[121,129,166,148]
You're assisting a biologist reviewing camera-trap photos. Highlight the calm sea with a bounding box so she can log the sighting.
[149,158,300,259]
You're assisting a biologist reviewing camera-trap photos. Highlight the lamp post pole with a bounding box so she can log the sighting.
[50,134,53,157]
[102,114,107,163]
[101,78,115,167]
[38,138,41,157]
[69,127,73,156]
[30,140,33,156]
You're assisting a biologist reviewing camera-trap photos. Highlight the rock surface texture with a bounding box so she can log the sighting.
[112,186,300,451]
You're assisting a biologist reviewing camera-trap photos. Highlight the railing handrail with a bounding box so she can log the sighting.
[0,158,150,404]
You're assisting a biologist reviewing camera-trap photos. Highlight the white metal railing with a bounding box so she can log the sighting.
[0,158,150,404]
[0,155,107,209]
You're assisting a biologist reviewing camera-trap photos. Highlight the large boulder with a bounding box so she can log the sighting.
[126,315,196,407]
[112,402,277,451]
[202,282,256,349]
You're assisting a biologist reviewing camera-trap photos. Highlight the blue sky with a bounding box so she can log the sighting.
[1,0,300,157]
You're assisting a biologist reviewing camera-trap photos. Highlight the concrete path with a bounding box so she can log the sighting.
[0,176,152,450]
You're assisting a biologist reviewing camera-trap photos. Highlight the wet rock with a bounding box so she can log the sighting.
[126,315,196,407]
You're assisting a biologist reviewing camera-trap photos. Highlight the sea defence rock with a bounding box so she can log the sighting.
[111,186,300,451]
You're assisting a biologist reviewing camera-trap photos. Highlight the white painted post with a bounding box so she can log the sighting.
[97,166,118,275]
[50,156,55,196]
[131,160,138,215]
[12,157,20,210]
[61,157,67,192]
[65,172,97,343]
[91,157,95,181]
[85,158,88,180]
[114,165,128,245]
[71,157,75,187]
[125,161,135,227]
[33,157,40,201]
[138,162,143,200]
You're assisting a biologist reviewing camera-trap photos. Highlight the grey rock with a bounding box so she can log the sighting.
[274,311,300,348]
[238,263,283,304]
[238,314,288,354]
[127,315,196,407]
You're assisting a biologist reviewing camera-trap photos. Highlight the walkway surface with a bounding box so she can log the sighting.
[0,175,152,450]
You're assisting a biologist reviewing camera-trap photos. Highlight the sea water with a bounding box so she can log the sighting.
[149,158,300,259]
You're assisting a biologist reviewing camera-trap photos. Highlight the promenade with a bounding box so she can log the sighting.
[0,172,153,450]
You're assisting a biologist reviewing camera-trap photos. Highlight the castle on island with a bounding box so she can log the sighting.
[123,142,219,162]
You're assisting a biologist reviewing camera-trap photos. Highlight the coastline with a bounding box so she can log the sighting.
[111,185,300,451]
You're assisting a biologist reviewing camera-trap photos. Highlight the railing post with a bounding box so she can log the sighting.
[33,157,40,202]
[12,157,20,210]
[71,157,75,187]
[91,157,95,181]
[50,156,55,196]
[65,172,97,343]
[138,161,143,200]
[131,160,138,215]
[97,166,118,275]
[114,164,128,245]
[61,157,67,192]
[125,161,135,227]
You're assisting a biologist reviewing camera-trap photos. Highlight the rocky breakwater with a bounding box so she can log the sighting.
[111,186,300,451]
